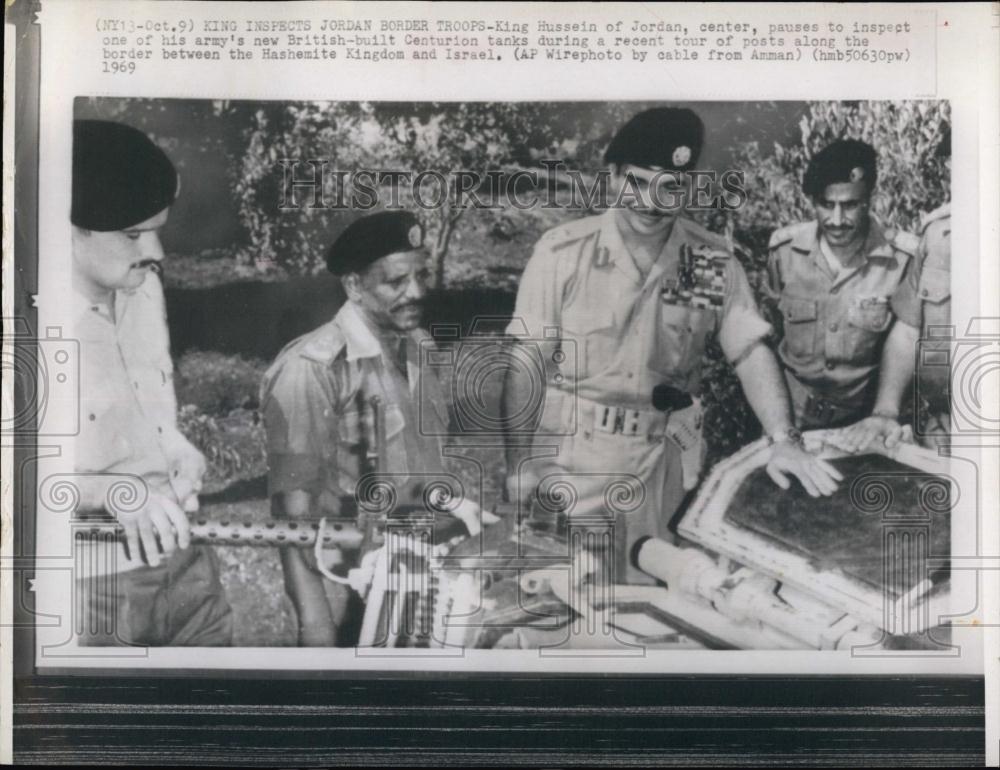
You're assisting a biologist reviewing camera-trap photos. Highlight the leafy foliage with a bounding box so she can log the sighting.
[177,405,267,483]
[231,101,654,284]
[175,350,268,415]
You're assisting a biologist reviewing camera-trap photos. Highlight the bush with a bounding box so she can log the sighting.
[177,405,267,485]
[175,350,269,416]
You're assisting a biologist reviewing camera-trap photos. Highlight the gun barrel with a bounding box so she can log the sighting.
[190,517,366,549]
[74,517,366,549]
[73,501,517,550]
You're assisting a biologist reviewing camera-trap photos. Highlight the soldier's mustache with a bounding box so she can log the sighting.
[131,259,161,273]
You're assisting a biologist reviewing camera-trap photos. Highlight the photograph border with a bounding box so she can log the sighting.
[5,1,989,764]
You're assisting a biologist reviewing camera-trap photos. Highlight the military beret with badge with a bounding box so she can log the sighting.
[604,107,704,172]
[72,119,180,232]
[326,210,426,275]
[803,138,878,199]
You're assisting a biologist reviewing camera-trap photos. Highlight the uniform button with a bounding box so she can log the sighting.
[157,426,163,434]
[830,287,839,295]
[825,362,836,370]
[583,431,592,440]
[921,288,929,297]
[829,323,838,332]
[627,372,634,379]
[172,470,179,478]
[88,414,96,421]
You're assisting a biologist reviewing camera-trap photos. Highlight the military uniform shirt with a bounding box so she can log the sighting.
[507,211,772,585]
[260,300,451,509]
[766,219,921,408]
[73,271,204,574]
[507,210,773,412]
[896,203,951,411]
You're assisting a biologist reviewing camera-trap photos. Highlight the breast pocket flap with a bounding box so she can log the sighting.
[780,296,818,323]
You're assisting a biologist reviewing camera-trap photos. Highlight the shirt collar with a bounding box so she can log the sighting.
[336,301,386,361]
[860,219,895,259]
[599,210,691,285]
[72,287,113,323]
[72,271,156,325]
[336,299,427,362]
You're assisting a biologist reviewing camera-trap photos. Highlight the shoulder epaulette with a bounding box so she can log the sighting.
[537,215,601,250]
[889,229,920,259]
[298,323,347,364]
[768,223,800,250]
[920,203,951,234]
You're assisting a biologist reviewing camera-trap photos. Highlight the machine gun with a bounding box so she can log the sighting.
[74,393,506,648]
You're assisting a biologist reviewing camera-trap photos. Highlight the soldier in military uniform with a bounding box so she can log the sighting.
[72,120,232,646]
[260,211,490,646]
[840,129,952,452]
[503,108,842,586]
[765,139,923,433]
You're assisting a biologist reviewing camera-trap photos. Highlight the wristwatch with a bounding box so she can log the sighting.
[767,426,804,448]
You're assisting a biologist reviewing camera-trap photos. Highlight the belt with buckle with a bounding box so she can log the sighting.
[578,397,669,438]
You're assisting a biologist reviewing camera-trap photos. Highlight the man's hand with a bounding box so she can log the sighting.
[118,492,191,567]
[504,470,540,508]
[838,415,911,453]
[766,441,843,497]
[921,412,951,451]
[445,497,501,537]
[170,442,207,512]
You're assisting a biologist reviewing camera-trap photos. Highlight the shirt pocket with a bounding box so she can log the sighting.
[337,401,407,480]
[654,303,715,379]
[778,295,819,361]
[919,266,951,306]
[561,306,617,380]
[845,297,893,363]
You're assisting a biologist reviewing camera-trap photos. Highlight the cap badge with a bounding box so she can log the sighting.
[672,145,692,167]
[408,224,423,248]
[849,166,865,183]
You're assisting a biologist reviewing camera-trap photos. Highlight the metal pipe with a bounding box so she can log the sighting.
[635,537,881,650]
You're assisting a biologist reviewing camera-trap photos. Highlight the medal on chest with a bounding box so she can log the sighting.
[660,244,727,309]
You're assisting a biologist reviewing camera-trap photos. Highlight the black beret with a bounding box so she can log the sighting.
[326,211,425,275]
[72,120,179,232]
[604,107,704,172]
[803,139,878,199]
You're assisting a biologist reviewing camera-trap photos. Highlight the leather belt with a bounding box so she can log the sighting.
[577,396,669,438]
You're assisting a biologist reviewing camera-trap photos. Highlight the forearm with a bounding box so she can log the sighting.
[280,548,336,646]
[275,489,335,646]
[872,320,919,415]
[734,342,795,436]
